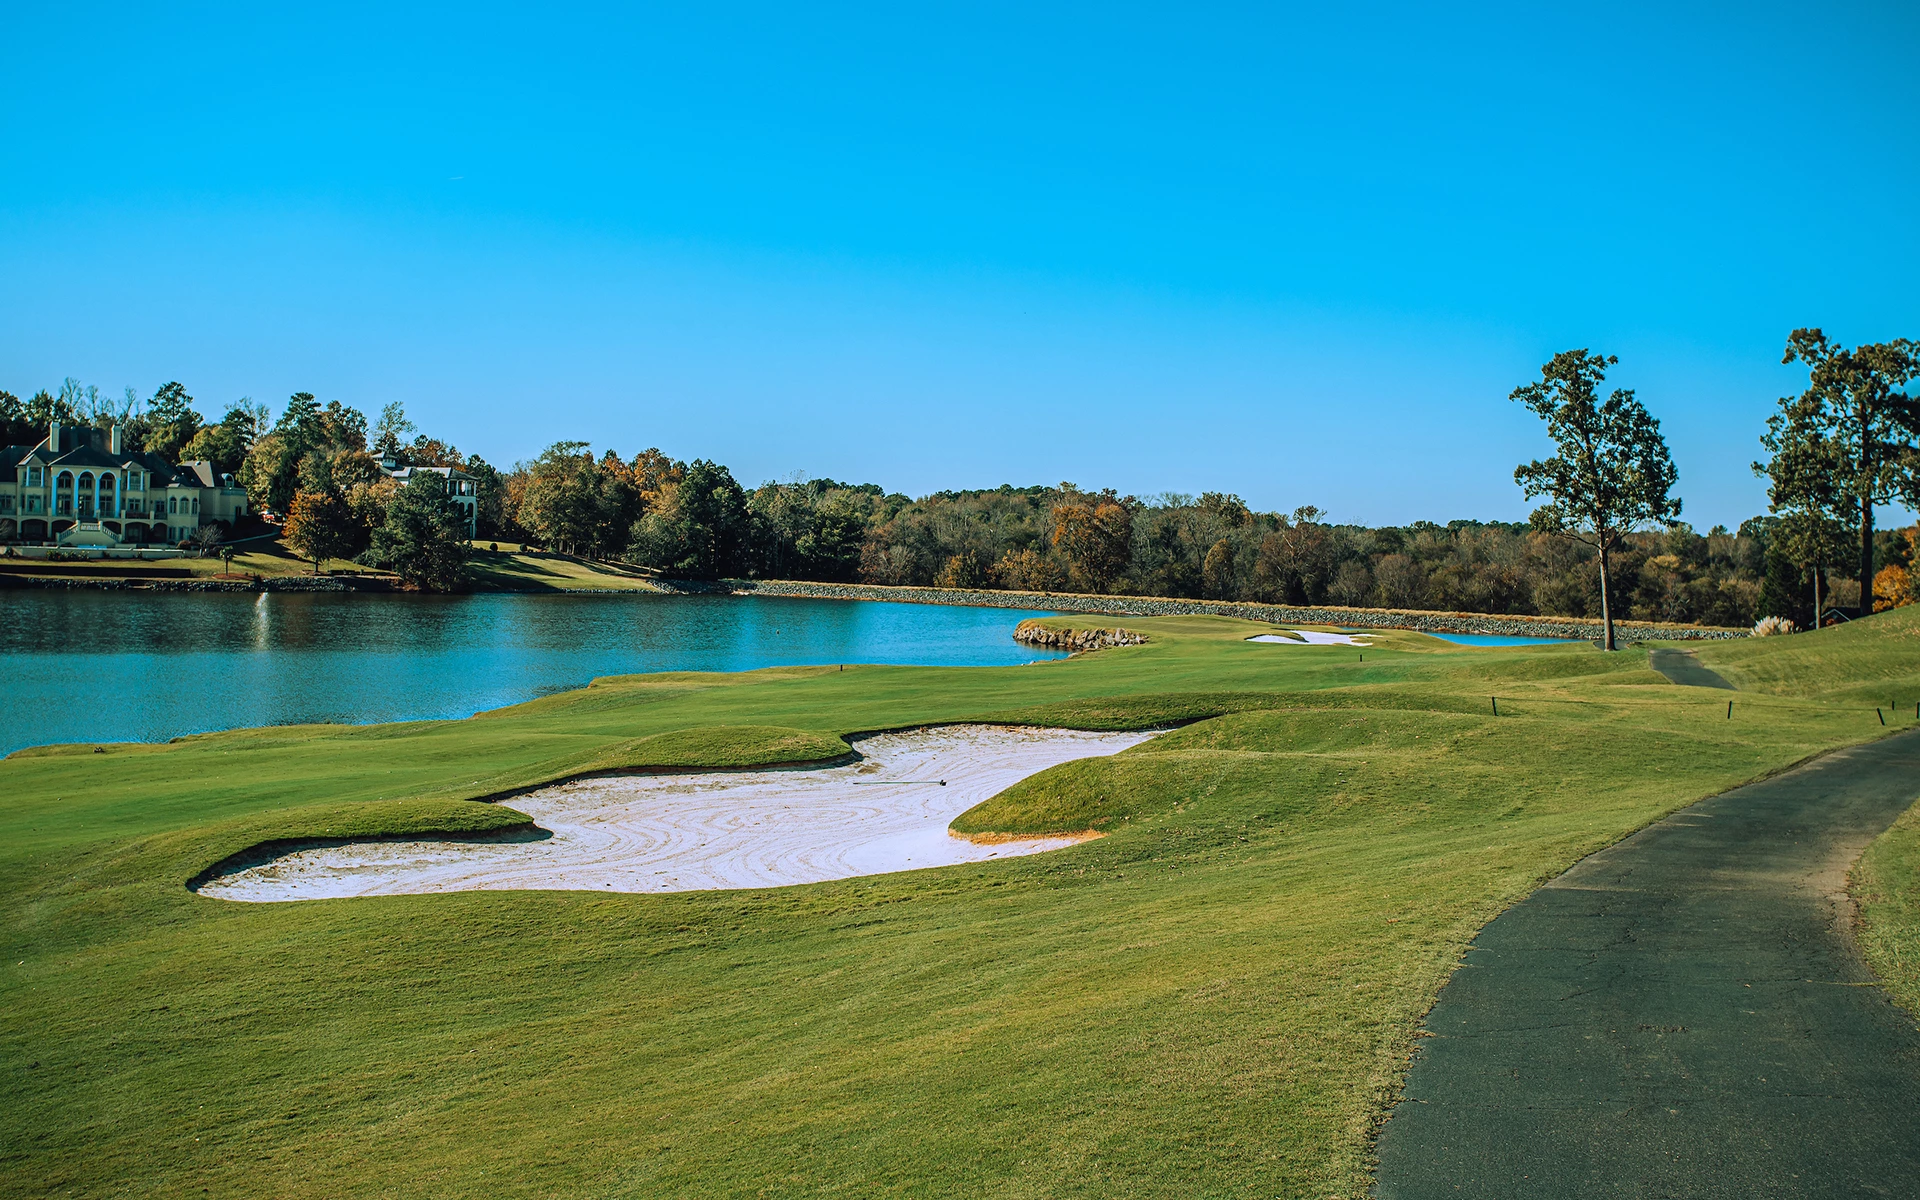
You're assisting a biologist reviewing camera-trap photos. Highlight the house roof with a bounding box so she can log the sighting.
[45,444,133,472]
[2,430,207,489]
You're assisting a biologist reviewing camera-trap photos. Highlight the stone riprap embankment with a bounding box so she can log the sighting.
[0,573,386,592]
[1011,620,1148,652]
[724,579,1747,641]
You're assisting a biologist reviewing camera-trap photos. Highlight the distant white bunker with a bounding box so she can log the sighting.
[198,725,1157,902]
[1248,630,1375,646]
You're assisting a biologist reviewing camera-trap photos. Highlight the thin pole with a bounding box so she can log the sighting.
[1491,697,1498,716]
[1878,709,1886,726]
[1727,700,1733,720]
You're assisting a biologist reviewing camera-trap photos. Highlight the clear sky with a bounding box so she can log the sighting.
[3,2,1916,527]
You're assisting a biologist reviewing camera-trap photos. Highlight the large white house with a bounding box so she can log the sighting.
[377,454,479,538]
[0,420,250,547]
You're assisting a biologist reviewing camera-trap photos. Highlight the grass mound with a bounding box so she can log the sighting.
[1693,605,1920,702]
[973,691,1295,730]
[183,798,538,889]
[570,725,850,777]
[951,750,1221,836]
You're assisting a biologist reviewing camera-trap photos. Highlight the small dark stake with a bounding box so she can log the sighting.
[1728,700,1734,720]
[1878,708,1886,726]
[1491,697,1499,716]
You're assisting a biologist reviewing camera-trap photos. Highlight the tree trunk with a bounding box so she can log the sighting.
[1860,493,1875,616]
[1598,537,1616,651]
[1813,568,1823,628]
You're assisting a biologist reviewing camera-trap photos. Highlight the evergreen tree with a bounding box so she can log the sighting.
[366,473,471,591]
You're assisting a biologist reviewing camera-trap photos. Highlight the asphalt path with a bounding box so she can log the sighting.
[1374,729,1920,1198]
[1649,647,1736,689]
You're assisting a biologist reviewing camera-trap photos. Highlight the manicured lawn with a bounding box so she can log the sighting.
[2,539,661,590]
[464,543,664,591]
[4,609,1916,1198]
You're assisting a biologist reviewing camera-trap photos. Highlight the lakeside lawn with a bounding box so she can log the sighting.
[4,610,1918,1198]
[1,538,663,592]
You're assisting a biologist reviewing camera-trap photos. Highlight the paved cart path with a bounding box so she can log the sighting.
[1374,729,1920,1198]
[1649,646,1735,689]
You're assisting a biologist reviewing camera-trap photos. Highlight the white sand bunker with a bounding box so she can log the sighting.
[1248,630,1374,646]
[198,725,1157,902]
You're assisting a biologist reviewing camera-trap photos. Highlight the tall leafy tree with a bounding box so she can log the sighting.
[1756,384,1853,621]
[1512,350,1682,650]
[1050,487,1135,592]
[242,393,368,517]
[0,390,27,445]
[372,401,417,458]
[366,473,471,591]
[629,460,750,578]
[283,490,356,574]
[179,422,248,475]
[1772,330,1919,614]
[123,381,202,461]
[517,442,605,554]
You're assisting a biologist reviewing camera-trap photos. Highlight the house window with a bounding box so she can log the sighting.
[192,498,200,514]
[168,497,177,514]
[27,466,41,487]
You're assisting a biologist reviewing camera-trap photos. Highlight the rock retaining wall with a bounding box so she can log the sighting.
[0,573,383,592]
[725,579,1747,641]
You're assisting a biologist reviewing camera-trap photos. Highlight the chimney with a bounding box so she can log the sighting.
[49,419,61,451]
[110,424,122,455]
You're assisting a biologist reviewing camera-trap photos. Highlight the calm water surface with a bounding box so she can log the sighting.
[1422,632,1584,647]
[0,592,1063,754]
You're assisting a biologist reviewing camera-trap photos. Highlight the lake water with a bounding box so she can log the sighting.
[0,591,1063,755]
[1421,632,1584,647]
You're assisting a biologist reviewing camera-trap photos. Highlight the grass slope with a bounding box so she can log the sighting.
[4,539,663,591]
[4,610,1918,1198]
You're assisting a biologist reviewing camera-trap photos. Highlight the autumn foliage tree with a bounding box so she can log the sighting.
[1050,487,1135,592]
[283,490,356,574]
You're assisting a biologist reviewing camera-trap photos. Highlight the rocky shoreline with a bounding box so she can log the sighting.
[1011,620,1149,651]
[0,573,385,592]
[727,579,1748,641]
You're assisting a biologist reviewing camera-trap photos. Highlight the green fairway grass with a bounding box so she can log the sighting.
[5,609,1918,1198]
[1857,800,1920,1025]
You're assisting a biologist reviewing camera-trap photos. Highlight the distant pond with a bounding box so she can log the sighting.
[0,592,1064,755]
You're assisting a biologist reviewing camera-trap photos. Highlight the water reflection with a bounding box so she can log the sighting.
[0,592,1062,754]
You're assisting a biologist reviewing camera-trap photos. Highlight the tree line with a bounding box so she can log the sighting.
[7,327,1914,619]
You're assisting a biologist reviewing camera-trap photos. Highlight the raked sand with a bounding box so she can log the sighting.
[198,725,1158,902]
[1248,630,1374,646]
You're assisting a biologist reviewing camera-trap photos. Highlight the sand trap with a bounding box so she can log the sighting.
[196,725,1158,902]
[1248,630,1374,646]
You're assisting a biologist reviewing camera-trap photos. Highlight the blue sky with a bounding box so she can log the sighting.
[2,2,1916,527]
